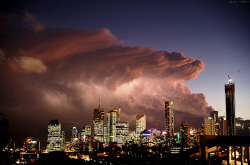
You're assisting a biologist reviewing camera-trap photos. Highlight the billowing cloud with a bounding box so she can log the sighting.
[0,27,213,146]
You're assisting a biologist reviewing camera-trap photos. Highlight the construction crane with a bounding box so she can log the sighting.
[228,70,240,84]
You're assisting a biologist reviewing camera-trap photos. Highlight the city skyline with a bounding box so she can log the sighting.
[0,0,250,147]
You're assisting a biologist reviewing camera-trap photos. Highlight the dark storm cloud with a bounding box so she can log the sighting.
[0,27,214,145]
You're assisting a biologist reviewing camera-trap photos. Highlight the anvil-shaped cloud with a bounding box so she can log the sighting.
[0,28,213,144]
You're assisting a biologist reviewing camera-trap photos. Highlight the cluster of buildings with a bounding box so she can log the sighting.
[45,81,237,153]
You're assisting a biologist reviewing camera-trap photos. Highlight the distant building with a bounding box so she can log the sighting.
[165,101,174,136]
[136,115,146,141]
[225,82,236,136]
[180,122,189,146]
[204,117,214,135]
[116,121,129,146]
[26,137,40,152]
[219,116,227,136]
[47,120,65,152]
[106,108,129,146]
[210,111,219,135]
[93,105,104,142]
[106,109,117,143]
[71,127,78,143]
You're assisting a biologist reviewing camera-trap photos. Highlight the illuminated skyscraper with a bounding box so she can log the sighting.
[106,109,117,143]
[204,117,214,135]
[47,120,64,152]
[93,105,104,142]
[165,101,174,136]
[225,82,236,136]
[136,115,146,140]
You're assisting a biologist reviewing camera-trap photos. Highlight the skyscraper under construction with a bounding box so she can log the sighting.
[225,82,236,136]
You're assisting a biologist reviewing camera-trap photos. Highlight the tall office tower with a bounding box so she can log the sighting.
[165,101,174,136]
[116,121,129,146]
[219,116,227,136]
[225,82,236,136]
[204,117,215,135]
[136,115,146,141]
[71,127,78,143]
[106,109,117,143]
[210,111,219,135]
[93,104,104,142]
[47,120,64,152]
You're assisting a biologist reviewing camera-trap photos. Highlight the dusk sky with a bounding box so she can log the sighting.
[0,0,250,146]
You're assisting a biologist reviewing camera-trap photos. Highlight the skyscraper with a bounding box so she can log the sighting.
[225,82,236,136]
[136,115,146,141]
[93,105,104,142]
[165,101,174,136]
[106,109,117,143]
[204,117,215,135]
[47,120,64,152]
[219,116,227,136]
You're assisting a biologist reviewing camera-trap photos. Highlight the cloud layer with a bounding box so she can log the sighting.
[0,27,213,145]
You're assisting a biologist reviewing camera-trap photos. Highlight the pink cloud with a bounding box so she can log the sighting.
[0,28,213,144]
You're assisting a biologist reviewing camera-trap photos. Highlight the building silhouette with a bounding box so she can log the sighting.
[165,101,174,136]
[225,82,236,136]
[93,105,104,142]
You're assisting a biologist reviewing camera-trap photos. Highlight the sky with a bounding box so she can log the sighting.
[0,0,250,146]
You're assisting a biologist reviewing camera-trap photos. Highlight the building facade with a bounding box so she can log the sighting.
[165,101,174,136]
[93,107,104,142]
[204,117,215,135]
[136,115,146,141]
[46,120,64,152]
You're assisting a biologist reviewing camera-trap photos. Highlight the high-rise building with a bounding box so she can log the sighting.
[136,115,146,141]
[225,82,236,136]
[210,111,219,135]
[219,116,227,136]
[116,121,129,146]
[93,104,104,142]
[106,109,117,143]
[204,117,215,135]
[47,120,64,152]
[71,127,78,143]
[165,101,174,136]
